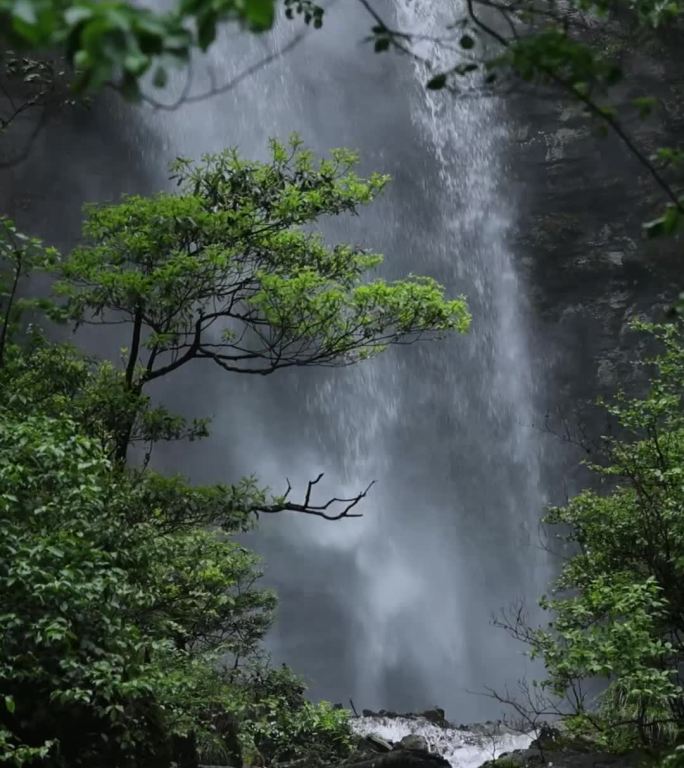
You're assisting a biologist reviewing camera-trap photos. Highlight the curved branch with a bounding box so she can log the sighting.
[0,105,49,169]
[140,0,341,111]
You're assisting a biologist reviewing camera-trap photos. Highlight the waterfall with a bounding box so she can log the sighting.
[137,0,549,720]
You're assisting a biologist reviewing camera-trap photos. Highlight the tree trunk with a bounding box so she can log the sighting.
[172,732,199,768]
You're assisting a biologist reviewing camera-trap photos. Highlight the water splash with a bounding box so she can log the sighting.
[352,716,533,768]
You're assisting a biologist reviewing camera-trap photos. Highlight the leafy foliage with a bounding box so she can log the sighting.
[0,0,286,96]
[0,411,276,766]
[354,0,684,241]
[663,745,684,768]
[0,52,75,131]
[0,217,59,366]
[518,322,684,749]
[58,137,467,376]
[0,139,463,765]
[235,665,354,765]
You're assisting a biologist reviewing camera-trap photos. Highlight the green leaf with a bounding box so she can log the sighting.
[64,6,93,26]
[244,0,275,31]
[152,65,167,88]
[643,204,683,238]
[197,14,216,50]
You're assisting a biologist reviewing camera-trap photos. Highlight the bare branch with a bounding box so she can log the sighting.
[0,56,77,169]
[255,474,375,520]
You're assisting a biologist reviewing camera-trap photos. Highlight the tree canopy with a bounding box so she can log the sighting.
[4,0,684,762]
[3,0,683,234]
[49,137,468,461]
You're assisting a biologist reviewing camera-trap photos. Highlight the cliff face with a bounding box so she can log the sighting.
[508,29,684,416]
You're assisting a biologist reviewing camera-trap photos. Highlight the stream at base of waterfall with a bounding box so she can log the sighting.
[351,713,533,768]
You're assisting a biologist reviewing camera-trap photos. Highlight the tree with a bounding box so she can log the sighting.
[0,217,59,366]
[2,0,683,213]
[5,0,681,228]
[54,136,469,462]
[497,321,684,751]
[0,51,80,168]
[234,664,354,766]
[0,335,362,766]
[0,137,468,765]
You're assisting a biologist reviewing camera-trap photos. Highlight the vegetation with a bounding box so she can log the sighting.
[2,0,273,96]
[497,322,684,754]
[0,138,467,765]
[0,0,326,97]
[342,0,684,759]
[54,137,468,463]
[0,409,271,766]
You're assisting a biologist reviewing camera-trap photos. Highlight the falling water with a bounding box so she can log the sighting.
[11,0,550,721]
[138,0,550,719]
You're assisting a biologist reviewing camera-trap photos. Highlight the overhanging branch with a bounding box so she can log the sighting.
[254,473,374,520]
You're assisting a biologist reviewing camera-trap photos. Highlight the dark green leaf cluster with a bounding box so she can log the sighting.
[0,339,354,765]
[0,411,276,766]
[362,0,684,233]
[0,0,281,96]
[232,665,354,765]
[283,0,323,28]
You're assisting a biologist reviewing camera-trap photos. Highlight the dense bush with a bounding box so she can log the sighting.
[517,322,684,750]
[0,411,275,766]
[236,666,354,765]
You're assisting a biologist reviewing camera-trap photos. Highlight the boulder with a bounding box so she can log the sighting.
[419,709,448,727]
[397,735,429,752]
[482,743,646,768]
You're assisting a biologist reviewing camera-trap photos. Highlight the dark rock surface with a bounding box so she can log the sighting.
[360,734,394,753]
[342,716,453,768]
[345,749,451,768]
[398,736,430,752]
[483,744,644,768]
[481,728,646,768]
[506,19,684,484]
[341,750,451,768]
